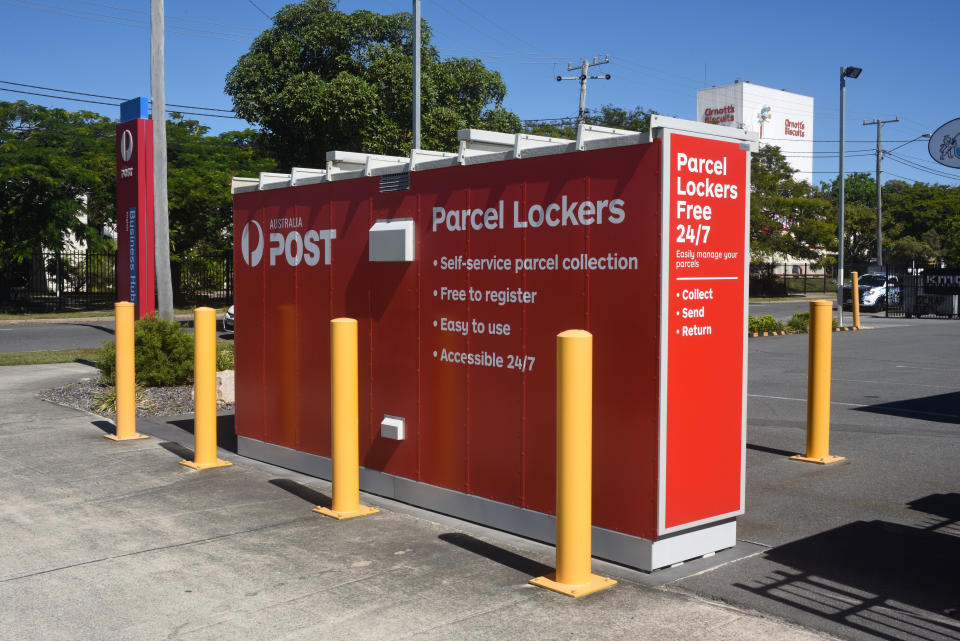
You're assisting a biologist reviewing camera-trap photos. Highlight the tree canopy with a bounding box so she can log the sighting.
[224,0,521,168]
[0,101,115,267]
[525,105,654,139]
[0,101,277,271]
[165,115,277,255]
[750,145,833,262]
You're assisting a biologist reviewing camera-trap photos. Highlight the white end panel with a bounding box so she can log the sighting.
[231,177,259,194]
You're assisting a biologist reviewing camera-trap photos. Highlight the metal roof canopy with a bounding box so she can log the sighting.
[231,119,757,194]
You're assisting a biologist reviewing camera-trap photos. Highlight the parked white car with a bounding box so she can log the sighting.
[843,274,900,311]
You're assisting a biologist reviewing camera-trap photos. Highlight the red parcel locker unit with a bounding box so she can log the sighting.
[232,115,756,571]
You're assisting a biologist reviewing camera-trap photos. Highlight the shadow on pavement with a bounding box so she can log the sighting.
[747,443,797,457]
[73,323,115,336]
[269,478,330,509]
[438,532,552,578]
[736,494,960,641]
[908,493,960,522]
[854,391,960,424]
[158,441,194,460]
[91,419,114,434]
[167,414,237,452]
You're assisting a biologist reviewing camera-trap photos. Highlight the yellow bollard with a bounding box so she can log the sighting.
[530,330,615,597]
[180,307,231,470]
[314,318,378,520]
[104,302,148,441]
[851,271,861,330]
[791,301,845,464]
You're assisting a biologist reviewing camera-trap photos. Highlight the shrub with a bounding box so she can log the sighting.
[96,316,194,387]
[787,312,810,333]
[216,343,235,371]
[747,315,785,333]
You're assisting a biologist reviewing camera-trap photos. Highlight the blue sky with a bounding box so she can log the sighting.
[2,0,957,186]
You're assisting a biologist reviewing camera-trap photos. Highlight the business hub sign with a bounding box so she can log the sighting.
[116,97,155,319]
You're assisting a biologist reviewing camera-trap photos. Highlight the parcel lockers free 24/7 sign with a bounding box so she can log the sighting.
[233,133,748,542]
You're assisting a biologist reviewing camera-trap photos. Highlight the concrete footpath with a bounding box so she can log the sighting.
[0,364,830,641]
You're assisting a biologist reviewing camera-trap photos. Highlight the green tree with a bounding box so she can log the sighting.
[525,104,653,139]
[0,101,279,272]
[887,235,936,266]
[883,181,960,264]
[0,101,115,268]
[750,145,833,262]
[165,114,277,255]
[224,0,521,168]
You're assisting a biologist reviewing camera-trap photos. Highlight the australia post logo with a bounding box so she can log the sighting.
[120,130,134,163]
[240,217,336,267]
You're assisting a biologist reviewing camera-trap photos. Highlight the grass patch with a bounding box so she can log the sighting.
[0,348,100,366]
[0,339,231,370]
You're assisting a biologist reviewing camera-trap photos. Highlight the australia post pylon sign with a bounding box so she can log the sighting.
[231,116,755,571]
[115,97,155,319]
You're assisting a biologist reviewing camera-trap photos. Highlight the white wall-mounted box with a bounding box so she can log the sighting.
[369,219,415,262]
[380,415,405,440]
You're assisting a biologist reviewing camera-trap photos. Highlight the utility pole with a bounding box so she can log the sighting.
[151,0,173,320]
[556,56,611,125]
[863,116,898,268]
[412,0,421,150]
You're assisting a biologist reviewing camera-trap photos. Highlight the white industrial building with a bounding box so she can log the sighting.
[697,80,814,183]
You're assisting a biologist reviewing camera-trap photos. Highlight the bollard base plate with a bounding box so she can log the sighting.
[313,505,379,520]
[529,573,617,598]
[104,433,149,441]
[790,454,845,465]
[179,459,233,470]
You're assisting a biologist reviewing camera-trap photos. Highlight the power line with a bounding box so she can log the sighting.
[0,80,126,102]
[3,0,251,42]
[0,87,119,108]
[247,0,270,19]
[885,153,960,181]
[425,0,515,51]
[66,0,261,31]
[450,0,560,58]
[0,81,240,117]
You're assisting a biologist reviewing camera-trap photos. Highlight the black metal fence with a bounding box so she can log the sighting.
[0,251,232,313]
[172,254,233,307]
[750,263,839,297]
[885,266,960,319]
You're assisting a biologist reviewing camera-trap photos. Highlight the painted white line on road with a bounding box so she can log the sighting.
[748,394,865,407]
[895,364,956,372]
[833,378,958,389]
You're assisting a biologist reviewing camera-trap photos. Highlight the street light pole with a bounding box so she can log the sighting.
[837,66,861,327]
[412,0,421,150]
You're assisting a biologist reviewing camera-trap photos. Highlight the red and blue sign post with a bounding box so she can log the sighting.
[116,97,155,319]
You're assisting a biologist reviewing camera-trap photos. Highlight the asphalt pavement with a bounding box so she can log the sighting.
[0,316,231,353]
[0,320,115,353]
[679,318,960,640]
[2,364,829,641]
[1,318,958,640]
